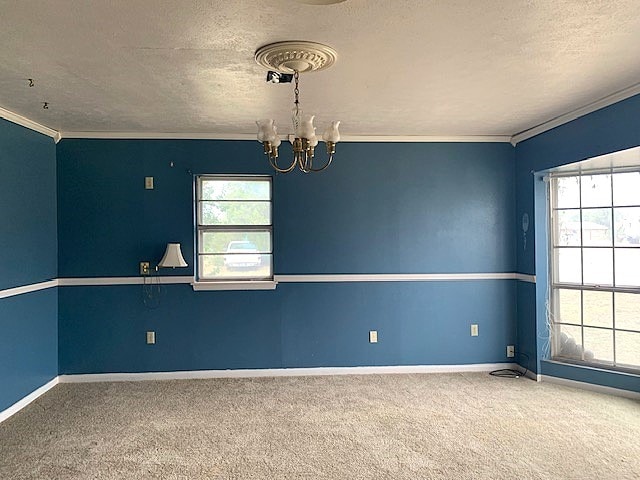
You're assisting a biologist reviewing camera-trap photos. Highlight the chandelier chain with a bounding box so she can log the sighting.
[292,70,301,133]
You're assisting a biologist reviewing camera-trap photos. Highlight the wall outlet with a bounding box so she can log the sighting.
[140,261,150,275]
[145,176,154,189]
[146,331,156,344]
[470,324,479,337]
[506,345,515,358]
[369,330,378,343]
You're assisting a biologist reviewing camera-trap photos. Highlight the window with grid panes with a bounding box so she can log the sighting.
[550,171,640,371]
[196,176,273,281]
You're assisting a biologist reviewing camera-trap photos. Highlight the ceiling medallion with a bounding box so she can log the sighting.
[254,41,337,74]
[255,41,340,174]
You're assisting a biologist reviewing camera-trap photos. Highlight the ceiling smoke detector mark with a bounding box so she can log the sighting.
[255,41,337,74]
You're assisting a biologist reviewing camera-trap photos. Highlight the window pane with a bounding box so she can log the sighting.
[200,179,270,201]
[614,249,640,287]
[615,331,640,368]
[199,231,271,254]
[199,201,271,226]
[555,209,581,246]
[556,248,581,284]
[555,288,581,325]
[581,174,611,208]
[613,207,640,247]
[583,291,612,328]
[555,324,583,360]
[583,248,613,286]
[614,292,640,332]
[612,172,640,206]
[582,209,612,246]
[583,327,613,364]
[555,176,580,208]
[199,254,272,279]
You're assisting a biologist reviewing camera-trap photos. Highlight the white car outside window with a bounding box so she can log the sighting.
[224,241,262,268]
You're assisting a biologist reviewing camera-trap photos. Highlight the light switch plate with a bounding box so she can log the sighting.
[145,176,154,189]
[369,330,378,343]
[146,331,155,344]
[470,324,479,337]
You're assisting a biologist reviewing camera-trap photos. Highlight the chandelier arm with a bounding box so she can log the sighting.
[303,151,314,174]
[297,151,307,173]
[308,153,334,173]
[268,153,297,173]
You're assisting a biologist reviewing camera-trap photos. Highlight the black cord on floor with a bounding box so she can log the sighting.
[489,352,530,379]
[489,368,523,378]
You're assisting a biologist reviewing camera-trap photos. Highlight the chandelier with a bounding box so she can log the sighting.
[255,41,341,174]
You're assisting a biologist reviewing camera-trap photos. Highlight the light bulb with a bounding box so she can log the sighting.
[296,114,316,139]
[256,119,276,142]
[322,120,341,143]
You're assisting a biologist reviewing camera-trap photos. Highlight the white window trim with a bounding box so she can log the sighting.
[191,280,278,291]
[548,168,640,373]
[194,175,274,290]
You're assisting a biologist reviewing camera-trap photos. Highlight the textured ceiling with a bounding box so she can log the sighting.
[1,0,640,137]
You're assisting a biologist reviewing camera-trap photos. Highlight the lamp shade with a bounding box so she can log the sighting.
[158,243,188,268]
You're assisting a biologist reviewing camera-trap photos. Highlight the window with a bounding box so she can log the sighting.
[550,171,640,372]
[196,176,273,282]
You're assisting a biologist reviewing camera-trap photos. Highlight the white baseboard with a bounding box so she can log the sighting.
[540,375,640,400]
[59,363,518,383]
[523,369,541,381]
[0,377,59,424]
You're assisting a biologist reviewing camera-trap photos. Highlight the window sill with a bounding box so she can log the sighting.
[191,280,278,291]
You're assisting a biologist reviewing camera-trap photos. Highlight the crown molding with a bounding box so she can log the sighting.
[0,106,60,142]
[339,135,511,143]
[511,81,640,145]
[59,131,511,143]
[6,80,640,147]
[60,131,259,141]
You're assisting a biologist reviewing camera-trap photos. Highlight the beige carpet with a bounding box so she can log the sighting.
[0,373,638,479]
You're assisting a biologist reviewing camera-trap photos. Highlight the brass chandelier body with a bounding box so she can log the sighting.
[255,41,341,174]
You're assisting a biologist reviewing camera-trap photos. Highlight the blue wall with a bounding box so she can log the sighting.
[515,93,640,390]
[0,120,57,290]
[57,139,517,373]
[0,119,58,411]
[5,90,638,402]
